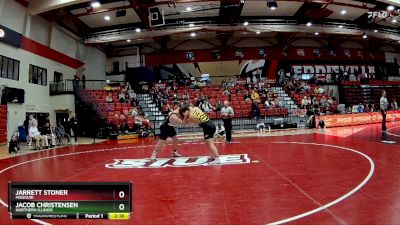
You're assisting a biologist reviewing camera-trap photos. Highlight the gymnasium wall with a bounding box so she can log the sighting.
[0,0,106,140]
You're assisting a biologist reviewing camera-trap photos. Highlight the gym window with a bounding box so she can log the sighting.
[29,64,47,86]
[0,55,19,81]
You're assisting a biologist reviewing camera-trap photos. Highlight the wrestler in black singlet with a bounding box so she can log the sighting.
[159,113,180,140]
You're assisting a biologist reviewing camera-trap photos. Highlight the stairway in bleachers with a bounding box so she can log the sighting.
[136,94,165,134]
[270,87,298,113]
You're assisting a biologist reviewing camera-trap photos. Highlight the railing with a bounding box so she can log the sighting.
[50,79,126,95]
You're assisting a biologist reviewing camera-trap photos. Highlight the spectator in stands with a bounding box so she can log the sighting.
[119,90,126,103]
[104,81,112,92]
[390,98,398,110]
[216,100,223,112]
[312,97,319,108]
[29,121,45,149]
[120,115,128,133]
[264,100,271,109]
[301,96,308,109]
[214,123,226,139]
[8,135,20,154]
[106,92,113,103]
[251,101,260,121]
[40,122,55,147]
[55,121,71,145]
[349,73,357,81]
[357,103,364,113]
[201,99,214,112]
[243,91,251,102]
[251,90,260,102]
[274,98,282,108]
[256,119,266,133]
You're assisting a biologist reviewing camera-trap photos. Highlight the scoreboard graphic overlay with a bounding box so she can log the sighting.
[8,182,132,220]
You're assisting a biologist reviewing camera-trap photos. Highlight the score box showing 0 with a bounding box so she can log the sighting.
[8,182,132,220]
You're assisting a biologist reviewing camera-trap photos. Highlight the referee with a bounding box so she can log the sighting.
[380,89,388,140]
[221,101,234,143]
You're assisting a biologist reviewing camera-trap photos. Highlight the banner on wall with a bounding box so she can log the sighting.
[291,64,376,81]
[317,110,400,128]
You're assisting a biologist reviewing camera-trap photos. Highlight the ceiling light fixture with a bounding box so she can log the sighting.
[104,15,111,21]
[341,10,347,15]
[186,7,192,12]
[363,33,368,39]
[315,32,319,35]
[189,23,194,27]
[190,32,196,37]
[256,31,261,34]
[91,2,101,8]
[387,5,395,11]
[306,22,312,26]
[127,39,131,43]
[392,19,397,23]
[135,28,141,32]
[243,21,249,26]
[338,25,344,28]
[374,29,378,33]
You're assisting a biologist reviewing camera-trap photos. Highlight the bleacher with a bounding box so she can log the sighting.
[79,90,137,130]
[161,84,289,119]
[341,80,400,107]
[288,84,338,113]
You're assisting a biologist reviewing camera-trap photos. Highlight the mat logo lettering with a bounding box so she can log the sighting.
[105,154,250,169]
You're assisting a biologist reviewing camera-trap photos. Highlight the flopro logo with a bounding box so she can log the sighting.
[105,154,250,169]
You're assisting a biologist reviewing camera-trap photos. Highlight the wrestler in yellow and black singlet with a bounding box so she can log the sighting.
[189,107,216,140]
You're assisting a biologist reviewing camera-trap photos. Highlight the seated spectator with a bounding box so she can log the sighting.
[243,92,251,102]
[29,122,45,149]
[106,93,113,103]
[216,100,223,112]
[40,122,56,147]
[118,91,126,103]
[327,97,334,106]
[318,86,325,94]
[301,96,308,109]
[264,100,271,109]
[127,88,136,100]
[104,82,112,92]
[256,119,266,133]
[312,97,319,108]
[274,98,282,108]
[129,107,139,116]
[55,121,71,145]
[357,103,364,113]
[120,115,128,133]
[223,89,230,95]
[349,73,357,81]
[8,135,20,154]
[201,99,214,112]
[320,96,327,107]
[307,96,312,107]
[251,90,260,102]
[214,123,226,138]
[391,98,398,110]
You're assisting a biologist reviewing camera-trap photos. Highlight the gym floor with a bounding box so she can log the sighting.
[0,122,399,225]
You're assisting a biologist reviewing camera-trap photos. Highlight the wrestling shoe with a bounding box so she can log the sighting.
[172,150,182,157]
